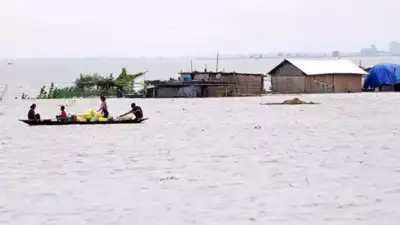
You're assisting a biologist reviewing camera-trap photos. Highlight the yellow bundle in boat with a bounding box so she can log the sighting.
[95,112,103,118]
[81,109,104,121]
[90,109,96,117]
[82,109,94,120]
[79,109,110,122]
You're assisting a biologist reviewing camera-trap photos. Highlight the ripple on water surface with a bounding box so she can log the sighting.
[1,94,400,224]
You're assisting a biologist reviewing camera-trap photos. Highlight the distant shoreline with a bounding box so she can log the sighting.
[3,55,400,61]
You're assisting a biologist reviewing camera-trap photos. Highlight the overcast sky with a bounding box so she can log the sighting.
[1,0,398,58]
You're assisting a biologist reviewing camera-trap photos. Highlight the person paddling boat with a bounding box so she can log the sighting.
[118,103,143,121]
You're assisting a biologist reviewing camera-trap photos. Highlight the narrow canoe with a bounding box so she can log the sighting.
[19,118,148,126]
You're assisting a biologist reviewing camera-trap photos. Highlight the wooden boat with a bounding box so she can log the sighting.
[19,118,148,126]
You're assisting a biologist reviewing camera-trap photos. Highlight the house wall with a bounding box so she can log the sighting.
[205,74,263,96]
[207,86,229,97]
[156,87,179,97]
[272,74,362,93]
[305,75,334,93]
[271,76,306,93]
[234,75,264,96]
[270,61,306,93]
[269,61,362,93]
[305,74,362,93]
[161,73,264,97]
[332,74,362,93]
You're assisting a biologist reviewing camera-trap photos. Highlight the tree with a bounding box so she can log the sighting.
[38,85,47,99]
[37,67,145,99]
[114,67,146,94]
[332,50,340,58]
[47,82,54,98]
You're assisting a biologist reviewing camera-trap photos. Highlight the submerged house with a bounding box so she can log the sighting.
[146,71,266,98]
[363,63,400,92]
[269,59,367,93]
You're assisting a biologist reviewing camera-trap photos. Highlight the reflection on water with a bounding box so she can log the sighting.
[1,93,400,224]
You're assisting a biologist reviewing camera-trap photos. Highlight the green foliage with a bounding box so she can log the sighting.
[47,82,54,98]
[114,67,146,93]
[38,85,47,99]
[37,68,145,99]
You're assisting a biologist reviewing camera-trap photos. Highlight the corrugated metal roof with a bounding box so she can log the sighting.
[179,71,267,77]
[271,59,367,75]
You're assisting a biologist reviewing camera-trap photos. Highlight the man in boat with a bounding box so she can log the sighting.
[118,103,143,121]
[27,104,40,120]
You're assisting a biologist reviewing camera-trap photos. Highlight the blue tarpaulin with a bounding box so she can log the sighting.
[363,63,400,89]
[183,75,192,81]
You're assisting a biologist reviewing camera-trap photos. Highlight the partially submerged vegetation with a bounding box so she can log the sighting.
[260,97,319,105]
[37,68,146,99]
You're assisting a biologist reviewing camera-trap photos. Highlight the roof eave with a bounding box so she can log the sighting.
[306,73,367,76]
[180,71,266,77]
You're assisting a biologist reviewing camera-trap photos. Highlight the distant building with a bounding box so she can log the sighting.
[360,44,378,56]
[389,41,400,55]
[268,59,367,93]
[146,71,266,98]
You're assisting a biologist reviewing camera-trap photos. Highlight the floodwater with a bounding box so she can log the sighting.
[1,93,400,224]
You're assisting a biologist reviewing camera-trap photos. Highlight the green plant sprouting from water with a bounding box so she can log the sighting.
[37,68,146,99]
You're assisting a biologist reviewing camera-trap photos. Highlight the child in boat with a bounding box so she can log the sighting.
[56,105,68,121]
[117,103,143,121]
[60,105,67,118]
[97,95,109,118]
[28,104,41,120]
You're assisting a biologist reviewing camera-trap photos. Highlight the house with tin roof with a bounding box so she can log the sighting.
[146,71,266,98]
[268,59,367,93]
